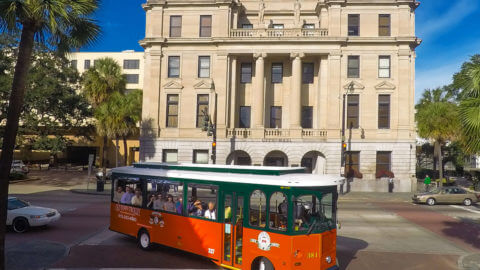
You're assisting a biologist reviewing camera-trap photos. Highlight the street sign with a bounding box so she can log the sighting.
[88,154,94,177]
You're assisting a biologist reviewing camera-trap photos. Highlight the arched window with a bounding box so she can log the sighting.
[249,190,266,227]
[269,192,287,231]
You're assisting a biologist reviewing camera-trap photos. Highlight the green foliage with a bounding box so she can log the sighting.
[415,87,460,143]
[31,136,72,154]
[0,0,100,53]
[82,57,126,108]
[452,55,480,154]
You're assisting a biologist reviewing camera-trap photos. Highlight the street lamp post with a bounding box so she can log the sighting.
[341,82,355,175]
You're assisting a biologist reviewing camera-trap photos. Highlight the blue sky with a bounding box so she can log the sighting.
[83,0,480,102]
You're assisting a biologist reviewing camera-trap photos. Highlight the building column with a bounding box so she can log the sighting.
[229,56,237,128]
[253,53,266,128]
[290,52,304,129]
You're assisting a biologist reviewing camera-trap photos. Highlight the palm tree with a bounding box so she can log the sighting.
[416,87,460,187]
[0,1,99,268]
[452,55,480,154]
[119,90,142,165]
[82,57,126,108]
[82,58,126,178]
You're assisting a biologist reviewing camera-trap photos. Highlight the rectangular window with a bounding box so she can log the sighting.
[84,60,91,69]
[198,56,210,78]
[240,63,252,83]
[301,106,313,129]
[270,106,282,128]
[196,94,209,128]
[193,150,209,164]
[303,24,315,29]
[162,149,178,163]
[379,14,391,36]
[125,74,139,84]
[378,94,390,129]
[242,24,253,29]
[239,106,251,128]
[345,151,360,174]
[187,183,218,219]
[302,63,314,84]
[123,59,140,69]
[168,56,180,78]
[378,56,391,78]
[272,24,284,29]
[166,94,179,127]
[146,179,183,213]
[70,60,77,69]
[272,24,284,37]
[271,63,283,83]
[347,56,360,78]
[170,15,182,37]
[348,14,360,36]
[200,15,212,37]
[376,151,391,175]
[347,94,359,129]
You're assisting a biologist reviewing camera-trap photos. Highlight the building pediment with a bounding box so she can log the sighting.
[163,80,183,90]
[343,80,365,91]
[375,81,396,91]
[194,79,214,90]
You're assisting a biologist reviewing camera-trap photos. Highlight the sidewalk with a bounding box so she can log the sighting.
[338,192,414,203]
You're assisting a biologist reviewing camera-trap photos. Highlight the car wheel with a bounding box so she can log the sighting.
[12,217,29,233]
[463,198,472,206]
[253,257,274,270]
[137,229,152,250]
[426,198,436,206]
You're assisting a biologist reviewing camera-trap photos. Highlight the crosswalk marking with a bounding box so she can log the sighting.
[449,205,480,214]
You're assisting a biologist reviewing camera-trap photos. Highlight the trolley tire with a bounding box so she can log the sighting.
[12,217,29,233]
[252,257,274,270]
[137,229,152,250]
[426,198,436,206]
[463,198,472,206]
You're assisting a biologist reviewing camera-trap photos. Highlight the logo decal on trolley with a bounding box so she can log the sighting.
[149,212,165,227]
[250,231,280,251]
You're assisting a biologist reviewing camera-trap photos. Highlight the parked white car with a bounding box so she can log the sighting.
[7,197,61,233]
[10,160,29,174]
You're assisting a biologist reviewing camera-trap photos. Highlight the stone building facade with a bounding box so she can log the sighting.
[139,0,421,192]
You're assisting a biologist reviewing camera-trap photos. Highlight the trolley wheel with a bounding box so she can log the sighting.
[252,257,274,270]
[12,217,29,233]
[463,198,472,206]
[426,198,436,206]
[137,229,152,250]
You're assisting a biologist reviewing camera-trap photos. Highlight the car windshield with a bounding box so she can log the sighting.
[7,199,29,210]
[293,193,335,233]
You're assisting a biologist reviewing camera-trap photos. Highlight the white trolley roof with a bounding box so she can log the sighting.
[111,163,344,187]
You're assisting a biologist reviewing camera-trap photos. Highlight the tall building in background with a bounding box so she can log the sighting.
[140,0,421,192]
[66,51,145,166]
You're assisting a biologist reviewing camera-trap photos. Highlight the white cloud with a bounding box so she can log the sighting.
[418,0,478,40]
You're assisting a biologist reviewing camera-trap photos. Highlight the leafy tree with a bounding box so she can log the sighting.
[117,90,142,165]
[82,58,126,179]
[452,55,480,154]
[416,87,460,186]
[0,1,100,268]
[31,136,72,166]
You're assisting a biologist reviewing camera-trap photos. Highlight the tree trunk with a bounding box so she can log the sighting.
[435,141,444,188]
[0,25,36,270]
[102,136,107,182]
[123,136,128,166]
[115,137,119,168]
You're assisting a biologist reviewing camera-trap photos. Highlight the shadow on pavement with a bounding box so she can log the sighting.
[442,217,480,252]
[337,235,369,270]
[6,240,67,270]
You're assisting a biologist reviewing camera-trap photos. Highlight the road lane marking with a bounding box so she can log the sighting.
[449,205,480,214]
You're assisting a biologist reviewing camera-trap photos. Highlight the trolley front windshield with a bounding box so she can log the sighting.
[292,188,337,233]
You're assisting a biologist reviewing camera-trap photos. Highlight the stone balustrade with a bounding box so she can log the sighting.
[230,28,328,38]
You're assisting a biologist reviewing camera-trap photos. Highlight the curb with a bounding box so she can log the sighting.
[9,177,41,184]
[458,253,480,270]
[70,189,111,196]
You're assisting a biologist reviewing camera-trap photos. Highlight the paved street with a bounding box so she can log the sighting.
[5,172,480,270]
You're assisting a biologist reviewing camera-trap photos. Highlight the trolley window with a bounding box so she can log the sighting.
[293,193,336,233]
[269,192,287,231]
[187,183,218,220]
[113,177,141,206]
[146,179,183,214]
[249,190,266,227]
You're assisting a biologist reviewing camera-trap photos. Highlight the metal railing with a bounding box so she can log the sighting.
[229,28,328,38]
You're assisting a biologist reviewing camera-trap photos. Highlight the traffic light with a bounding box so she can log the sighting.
[211,141,216,164]
[201,113,210,132]
[342,142,347,150]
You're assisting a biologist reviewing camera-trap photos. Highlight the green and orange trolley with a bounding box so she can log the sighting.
[110,163,343,270]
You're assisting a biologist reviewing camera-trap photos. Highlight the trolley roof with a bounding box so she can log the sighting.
[112,163,344,187]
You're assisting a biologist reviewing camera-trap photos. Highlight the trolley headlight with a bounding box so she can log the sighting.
[325,256,332,264]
